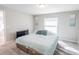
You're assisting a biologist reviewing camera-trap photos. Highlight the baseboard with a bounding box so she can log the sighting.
[58,39,77,43]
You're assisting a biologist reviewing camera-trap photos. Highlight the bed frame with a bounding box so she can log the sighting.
[16,43,42,55]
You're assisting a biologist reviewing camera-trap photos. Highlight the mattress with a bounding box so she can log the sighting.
[16,34,58,55]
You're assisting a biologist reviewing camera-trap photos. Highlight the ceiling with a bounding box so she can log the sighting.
[2,4,79,15]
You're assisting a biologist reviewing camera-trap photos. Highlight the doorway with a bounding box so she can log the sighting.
[0,10,5,45]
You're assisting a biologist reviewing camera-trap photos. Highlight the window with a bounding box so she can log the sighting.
[44,17,58,34]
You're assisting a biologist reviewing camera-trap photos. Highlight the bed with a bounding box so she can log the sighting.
[16,32,58,55]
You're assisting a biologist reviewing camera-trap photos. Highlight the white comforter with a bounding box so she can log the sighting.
[16,34,58,55]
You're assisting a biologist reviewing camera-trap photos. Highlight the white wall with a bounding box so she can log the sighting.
[34,11,79,43]
[0,5,33,41]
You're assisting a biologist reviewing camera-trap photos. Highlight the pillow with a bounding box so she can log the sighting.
[16,30,29,38]
[36,30,47,36]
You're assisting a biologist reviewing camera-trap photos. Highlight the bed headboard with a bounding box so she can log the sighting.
[16,30,29,38]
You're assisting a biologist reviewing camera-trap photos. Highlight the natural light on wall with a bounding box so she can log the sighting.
[0,11,4,31]
[44,17,58,34]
